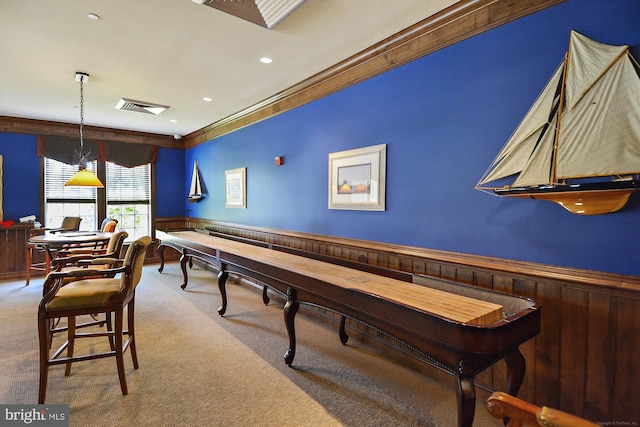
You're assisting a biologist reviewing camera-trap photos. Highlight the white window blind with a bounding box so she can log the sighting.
[106,162,151,239]
[106,162,150,202]
[44,158,98,230]
[45,158,98,201]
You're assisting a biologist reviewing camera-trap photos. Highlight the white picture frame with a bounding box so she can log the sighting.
[225,167,246,209]
[328,144,386,211]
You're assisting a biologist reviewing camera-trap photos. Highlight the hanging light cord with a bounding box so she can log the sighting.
[64,72,104,188]
[79,77,85,155]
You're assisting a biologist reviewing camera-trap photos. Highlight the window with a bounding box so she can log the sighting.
[106,162,151,240]
[40,136,156,239]
[44,158,98,230]
[43,159,153,240]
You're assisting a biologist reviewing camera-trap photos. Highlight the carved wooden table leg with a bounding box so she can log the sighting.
[339,315,349,344]
[504,348,526,396]
[494,349,526,426]
[217,265,229,316]
[157,244,166,272]
[283,287,299,366]
[179,250,190,289]
[456,357,476,427]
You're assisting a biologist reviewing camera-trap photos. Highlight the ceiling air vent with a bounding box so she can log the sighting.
[115,98,169,115]
[194,0,307,29]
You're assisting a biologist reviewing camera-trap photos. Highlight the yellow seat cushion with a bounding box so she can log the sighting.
[46,278,121,312]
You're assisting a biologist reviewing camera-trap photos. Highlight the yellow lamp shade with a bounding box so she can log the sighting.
[65,169,104,188]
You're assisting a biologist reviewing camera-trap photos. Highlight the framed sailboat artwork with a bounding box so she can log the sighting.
[328,144,386,211]
[225,167,246,208]
[475,31,640,215]
[188,161,205,202]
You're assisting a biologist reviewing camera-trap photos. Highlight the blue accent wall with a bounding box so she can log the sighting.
[0,133,184,223]
[1,0,638,276]
[0,133,39,220]
[186,0,640,276]
[156,147,185,217]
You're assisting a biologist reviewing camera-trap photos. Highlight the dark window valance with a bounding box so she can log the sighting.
[104,140,157,167]
[38,135,100,165]
[38,136,157,167]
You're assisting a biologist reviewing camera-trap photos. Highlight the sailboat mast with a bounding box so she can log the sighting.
[550,51,569,185]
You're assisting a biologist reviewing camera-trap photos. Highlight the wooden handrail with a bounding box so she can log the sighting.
[487,392,599,427]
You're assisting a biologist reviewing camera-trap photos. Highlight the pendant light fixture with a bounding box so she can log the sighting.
[64,72,104,188]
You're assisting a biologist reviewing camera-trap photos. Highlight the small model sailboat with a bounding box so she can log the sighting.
[188,161,204,202]
[475,31,640,215]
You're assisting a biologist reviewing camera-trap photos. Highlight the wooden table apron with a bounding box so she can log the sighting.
[156,230,541,427]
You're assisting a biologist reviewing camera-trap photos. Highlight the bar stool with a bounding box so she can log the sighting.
[38,236,152,403]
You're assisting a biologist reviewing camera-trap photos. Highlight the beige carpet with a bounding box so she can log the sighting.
[1,270,341,426]
[0,264,502,426]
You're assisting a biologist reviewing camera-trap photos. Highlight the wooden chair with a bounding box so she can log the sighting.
[45,217,83,234]
[37,235,152,403]
[49,231,129,282]
[57,218,118,257]
[44,231,129,346]
[100,218,118,232]
[486,392,599,427]
[26,216,82,286]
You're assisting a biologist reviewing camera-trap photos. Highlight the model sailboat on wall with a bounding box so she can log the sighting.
[188,161,204,202]
[475,30,640,215]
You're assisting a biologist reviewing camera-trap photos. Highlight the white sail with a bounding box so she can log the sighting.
[513,115,558,187]
[565,30,628,109]
[478,64,563,186]
[558,50,640,178]
[188,161,203,201]
[477,30,640,190]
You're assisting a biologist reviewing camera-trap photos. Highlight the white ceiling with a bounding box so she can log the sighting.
[0,0,457,139]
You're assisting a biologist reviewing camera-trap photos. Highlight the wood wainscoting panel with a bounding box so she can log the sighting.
[511,278,538,404]
[534,280,562,409]
[613,295,640,421]
[584,291,617,422]
[559,286,589,417]
[0,224,33,281]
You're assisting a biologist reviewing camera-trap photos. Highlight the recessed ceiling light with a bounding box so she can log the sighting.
[87,13,100,20]
[202,97,213,102]
[260,57,273,64]
[169,119,177,123]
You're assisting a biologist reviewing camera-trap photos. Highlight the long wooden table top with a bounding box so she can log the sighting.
[165,230,504,325]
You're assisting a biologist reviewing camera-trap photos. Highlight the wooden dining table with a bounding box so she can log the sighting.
[27,231,113,276]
